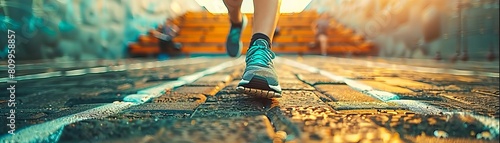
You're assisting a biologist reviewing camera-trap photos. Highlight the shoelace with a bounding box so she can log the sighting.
[246,40,275,67]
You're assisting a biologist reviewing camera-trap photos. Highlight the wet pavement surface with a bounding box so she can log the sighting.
[1,56,499,143]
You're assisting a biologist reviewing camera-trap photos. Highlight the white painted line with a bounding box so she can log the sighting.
[0,57,209,83]
[478,72,500,77]
[179,72,207,83]
[128,63,144,70]
[8,72,63,81]
[275,57,320,73]
[309,56,499,78]
[318,70,346,81]
[88,67,108,74]
[387,100,443,114]
[123,94,155,105]
[110,65,127,71]
[137,80,187,95]
[365,90,400,102]
[344,79,373,91]
[0,102,134,143]
[450,69,475,76]
[65,69,87,76]
[154,61,164,68]
[144,62,155,69]
[0,57,244,142]
[0,59,128,70]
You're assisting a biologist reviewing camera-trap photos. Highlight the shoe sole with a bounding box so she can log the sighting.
[226,15,248,57]
[236,76,282,98]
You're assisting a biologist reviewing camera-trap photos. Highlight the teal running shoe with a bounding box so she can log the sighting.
[236,39,282,98]
[226,15,248,57]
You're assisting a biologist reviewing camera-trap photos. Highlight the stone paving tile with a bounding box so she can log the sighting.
[188,74,232,86]
[357,68,401,77]
[280,105,408,143]
[276,64,311,74]
[312,91,337,103]
[131,62,221,82]
[0,103,106,133]
[409,75,498,93]
[0,82,65,99]
[296,73,345,85]
[7,82,80,92]
[315,85,379,102]
[316,65,383,78]
[370,112,498,141]
[375,77,436,90]
[265,106,302,141]
[419,74,486,83]
[323,69,361,79]
[142,71,185,82]
[48,103,114,120]
[328,102,408,110]
[279,78,306,84]
[191,99,270,118]
[111,105,195,120]
[280,82,316,91]
[173,86,222,96]
[153,93,207,103]
[206,93,254,102]
[441,93,499,106]
[396,92,445,101]
[274,68,297,74]
[358,80,415,94]
[59,116,275,143]
[0,109,52,120]
[472,88,500,97]
[281,104,498,142]
[17,89,115,109]
[126,103,200,112]
[373,76,466,92]
[275,91,326,107]
[0,88,59,107]
[216,80,241,94]
[64,94,124,107]
[423,100,499,118]
[0,109,50,132]
[222,65,245,80]
[112,111,193,120]
[114,102,201,120]
[278,74,300,81]
[77,78,136,89]
[119,80,171,93]
[411,135,498,143]
[319,66,350,73]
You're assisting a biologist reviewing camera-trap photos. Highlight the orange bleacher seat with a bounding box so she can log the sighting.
[129,11,374,56]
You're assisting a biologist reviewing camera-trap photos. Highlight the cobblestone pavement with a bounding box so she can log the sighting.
[1,56,499,143]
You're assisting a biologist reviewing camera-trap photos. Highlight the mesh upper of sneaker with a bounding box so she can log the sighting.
[240,39,280,89]
[245,39,276,68]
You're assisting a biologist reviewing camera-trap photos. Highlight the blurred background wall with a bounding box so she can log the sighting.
[0,0,201,61]
[309,0,499,61]
[1,0,499,61]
